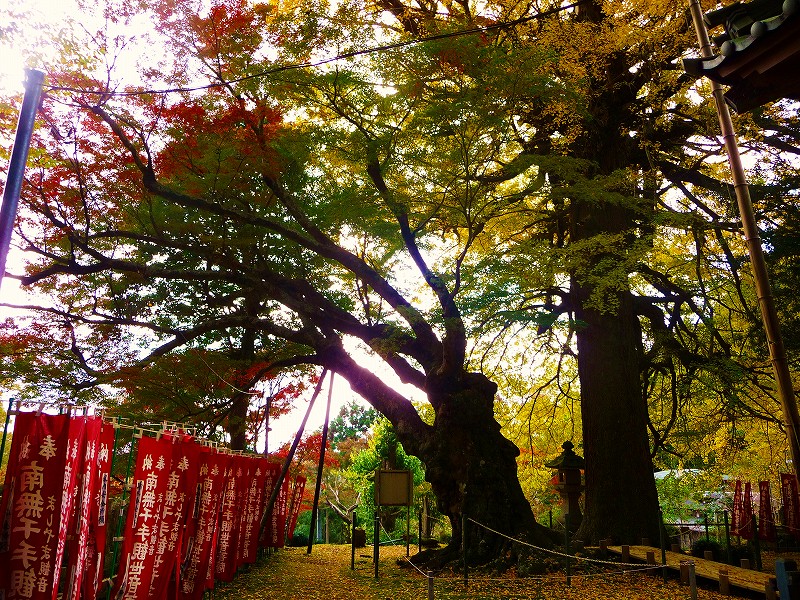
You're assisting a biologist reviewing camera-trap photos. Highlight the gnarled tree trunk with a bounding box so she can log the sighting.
[404,373,552,565]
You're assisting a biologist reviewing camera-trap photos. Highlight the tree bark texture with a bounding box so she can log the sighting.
[401,373,550,564]
[573,286,662,544]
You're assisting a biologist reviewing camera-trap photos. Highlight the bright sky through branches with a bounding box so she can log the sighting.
[0,0,78,96]
[0,0,434,450]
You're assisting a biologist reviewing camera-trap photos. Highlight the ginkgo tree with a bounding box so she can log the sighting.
[1,0,798,566]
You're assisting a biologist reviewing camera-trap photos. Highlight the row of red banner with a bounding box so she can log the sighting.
[730,475,800,541]
[0,412,305,600]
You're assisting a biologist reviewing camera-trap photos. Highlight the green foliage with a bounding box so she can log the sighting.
[329,400,379,448]
[655,470,730,524]
[343,418,435,540]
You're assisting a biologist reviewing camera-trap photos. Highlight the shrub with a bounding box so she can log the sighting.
[691,539,722,561]
[289,533,309,547]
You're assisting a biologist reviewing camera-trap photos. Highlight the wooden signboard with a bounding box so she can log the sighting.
[375,469,413,506]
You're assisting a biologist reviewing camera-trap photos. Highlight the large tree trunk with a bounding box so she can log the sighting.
[564,26,663,539]
[229,393,249,451]
[408,372,552,565]
[572,285,661,544]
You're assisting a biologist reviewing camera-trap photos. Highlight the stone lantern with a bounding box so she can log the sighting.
[545,441,585,533]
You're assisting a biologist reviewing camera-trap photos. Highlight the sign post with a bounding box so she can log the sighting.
[373,469,413,579]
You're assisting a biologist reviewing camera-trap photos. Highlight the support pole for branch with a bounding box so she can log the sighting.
[0,69,44,288]
[688,0,800,478]
[258,368,328,536]
[308,373,334,554]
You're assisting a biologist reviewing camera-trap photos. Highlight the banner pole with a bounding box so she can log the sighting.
[99,420,120,592]
[106,427,137,599]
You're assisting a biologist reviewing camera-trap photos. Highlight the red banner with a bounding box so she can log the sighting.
[50,415,86,600]
[83,419,116,600]
[731,479,744,535]
[759,480,777,542]
[287,475,306,542]
[782,473,800,537]
[112,434,175,600]
[213,455,248,583]
[0,412,71,600]
[64,416,104,600]
[740,481,754,539]
[238,457,269,566]
[149,434,201,600]
[178,449,229,600]
[262,463,289,548]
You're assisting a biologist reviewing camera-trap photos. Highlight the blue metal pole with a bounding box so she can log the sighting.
[0,69,45,286]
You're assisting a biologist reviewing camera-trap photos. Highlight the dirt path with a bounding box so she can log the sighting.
[211,544,752,599]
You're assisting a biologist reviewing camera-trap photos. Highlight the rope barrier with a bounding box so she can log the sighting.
[399,554,662,583]
[377,518,407,546]
[467,517,660,568]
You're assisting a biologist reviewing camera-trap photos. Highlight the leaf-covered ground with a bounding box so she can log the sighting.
[211,544,752,599]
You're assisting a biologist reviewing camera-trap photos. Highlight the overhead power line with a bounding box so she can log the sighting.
[43,1,586,97]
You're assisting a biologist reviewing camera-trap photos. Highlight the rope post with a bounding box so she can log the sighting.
[351,512,357,570]
[565,511,571,587]
[723,510,732,564]
[462,511,468,587]
[659,507,668,583]
[427,570,435,600]
[374,512,380,579]
[407,504,411,557]
[689,561,698,600]
[418,510,422,553]
[751,514,762,571]
[719,568,730,595]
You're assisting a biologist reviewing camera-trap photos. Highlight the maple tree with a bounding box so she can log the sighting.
[2,0,799,569]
